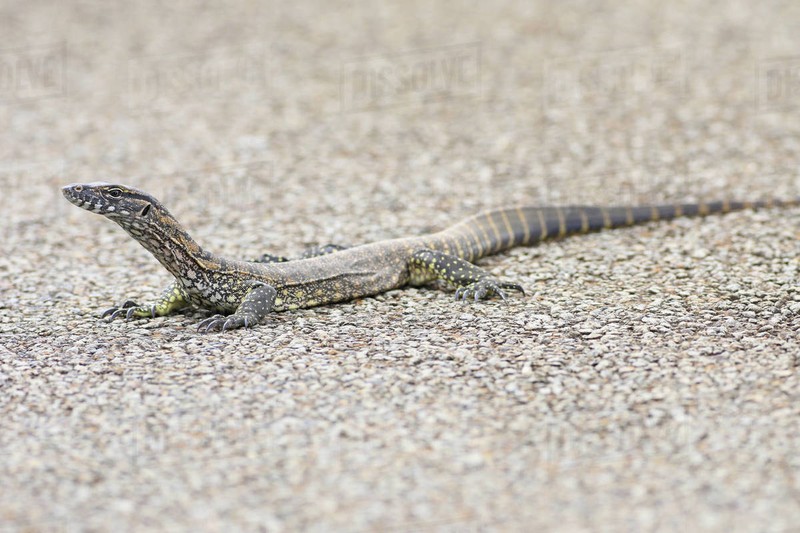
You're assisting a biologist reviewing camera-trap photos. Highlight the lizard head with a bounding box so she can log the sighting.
[62,182,206,274]
[61,182,162,230]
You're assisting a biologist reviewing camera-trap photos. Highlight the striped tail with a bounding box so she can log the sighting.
[425,199,799,261]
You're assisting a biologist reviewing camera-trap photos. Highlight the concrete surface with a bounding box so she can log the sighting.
[2,0,800,531]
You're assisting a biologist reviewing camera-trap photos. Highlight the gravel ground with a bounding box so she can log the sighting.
[2,1,800,531]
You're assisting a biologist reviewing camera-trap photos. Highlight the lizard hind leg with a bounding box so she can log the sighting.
[252,244,348,263]
[408,249,525,302]
[252,252,290,263]
[298,244,348,259]
[197,283,277,333]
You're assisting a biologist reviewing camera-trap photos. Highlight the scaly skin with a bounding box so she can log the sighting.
[62,183,795,332]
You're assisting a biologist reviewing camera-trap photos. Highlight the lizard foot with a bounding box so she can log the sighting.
[454,279,525,302]
[197,284,276,333]
[197,313,258,333]
[101,300,157,320]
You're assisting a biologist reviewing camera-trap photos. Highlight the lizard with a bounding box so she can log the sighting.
[62,182,792,332]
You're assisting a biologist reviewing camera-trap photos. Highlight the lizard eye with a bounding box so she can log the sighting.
[107,188,123,198]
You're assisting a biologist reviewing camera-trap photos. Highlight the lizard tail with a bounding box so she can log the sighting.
[425,198,800,261]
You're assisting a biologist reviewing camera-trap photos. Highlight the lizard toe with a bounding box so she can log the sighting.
[499,282,525,295]
[109,308,129,320]
[197,315,225,333]
[222,316,241,331]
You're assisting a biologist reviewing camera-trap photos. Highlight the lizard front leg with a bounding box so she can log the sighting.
[408,249,525,302]
[197,283,277,333]
[102,281,189,320]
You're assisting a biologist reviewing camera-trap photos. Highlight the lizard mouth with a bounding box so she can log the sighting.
[61,183,105,213]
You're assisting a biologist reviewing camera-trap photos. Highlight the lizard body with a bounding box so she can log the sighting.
[62,183,791,332]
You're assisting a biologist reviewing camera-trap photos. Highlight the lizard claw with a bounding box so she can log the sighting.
[102,300,156,321]
[222,315,252,331]
[123,305,155,319]
[102,303,132,318]
[197,315,225,333]
[198,313,258,332]
[499,282,525,296]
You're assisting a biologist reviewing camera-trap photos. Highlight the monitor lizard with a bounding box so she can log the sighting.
[62,182,791,332]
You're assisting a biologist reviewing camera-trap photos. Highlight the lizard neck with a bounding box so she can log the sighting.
[115,206,217,280]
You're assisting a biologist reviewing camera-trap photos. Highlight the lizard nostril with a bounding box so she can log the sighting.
[74,185,83,192]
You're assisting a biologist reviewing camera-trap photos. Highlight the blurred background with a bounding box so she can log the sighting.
[4,0,799,249]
